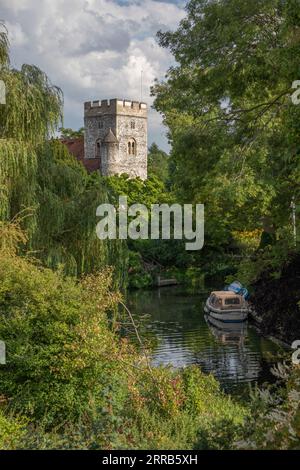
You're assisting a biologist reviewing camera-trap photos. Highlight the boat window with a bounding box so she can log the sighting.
[224,298,240,305]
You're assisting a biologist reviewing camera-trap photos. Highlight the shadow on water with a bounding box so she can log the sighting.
[125,285,286,397]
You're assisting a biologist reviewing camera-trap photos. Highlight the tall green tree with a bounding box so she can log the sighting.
[152,0,300,253]
[59,127,84,139]
[148,143,169,184]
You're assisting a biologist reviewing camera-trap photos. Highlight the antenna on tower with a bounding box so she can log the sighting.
[140,69,143,102]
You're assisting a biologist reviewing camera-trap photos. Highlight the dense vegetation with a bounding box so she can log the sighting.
[101,171,199,288]
[152,0,300,280]
[0,221,247,449]
[1,0,300,449]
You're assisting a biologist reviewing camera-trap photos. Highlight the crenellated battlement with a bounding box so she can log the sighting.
[84,98,147,115]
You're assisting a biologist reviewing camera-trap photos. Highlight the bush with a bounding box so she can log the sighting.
[0,410,25,449]
[0,223,248,449]
[114,366,247,450]
[237,363,300,449]
[0,222,126,426]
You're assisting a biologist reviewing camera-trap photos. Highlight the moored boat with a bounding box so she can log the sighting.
[204,290,249,322]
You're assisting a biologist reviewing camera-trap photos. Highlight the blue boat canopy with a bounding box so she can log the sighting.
[224,281,249,299]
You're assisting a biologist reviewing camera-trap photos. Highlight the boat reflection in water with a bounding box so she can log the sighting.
[202,313,268,393]
[204,314,247,346]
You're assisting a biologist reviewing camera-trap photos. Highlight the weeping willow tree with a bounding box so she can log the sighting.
[0,20,62,143]
[0,22,128,284]
[0,21,62,229]
[0,65,63,143]
[33,140,128,282]
[0,20,9,67]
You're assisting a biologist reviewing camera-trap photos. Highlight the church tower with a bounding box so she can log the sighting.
[84,99,147,179]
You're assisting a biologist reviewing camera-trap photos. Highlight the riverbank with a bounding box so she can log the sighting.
[248,253,300,345]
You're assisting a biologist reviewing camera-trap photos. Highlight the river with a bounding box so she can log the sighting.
[126,285,285,397]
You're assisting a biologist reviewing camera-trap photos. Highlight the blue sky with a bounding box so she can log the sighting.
[1,0,186,151]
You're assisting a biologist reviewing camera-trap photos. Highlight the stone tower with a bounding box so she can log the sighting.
[84,99,147,179]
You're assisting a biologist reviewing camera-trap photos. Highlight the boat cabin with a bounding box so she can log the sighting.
[209,291,247,310]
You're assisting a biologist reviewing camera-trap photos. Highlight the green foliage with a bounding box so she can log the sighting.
[0,411,26,449]
[0,228,123,426]
[148,143,169,185]
[226,238,293,287]
[0,138,128,280]
[0,65,63,144]
[1,219,295,451]
[237,363,300,449]
[59,127,85,139]
[0,223,248,449]
[103,173,168,207]
[0,21,9,67]
[152,0,300,270]
[33,139,128,279]
[0,140,37,226]
[128,251,153,289]
[120,365,246,450]
[103,172,199,281]
[182,366,246,450]
[103,173,194,284]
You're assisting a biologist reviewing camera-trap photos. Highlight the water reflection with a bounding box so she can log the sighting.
[199,316,263,392]
[126,286,284,394]
[205,315,247,345]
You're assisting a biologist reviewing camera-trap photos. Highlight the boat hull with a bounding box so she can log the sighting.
[204,299,248,323]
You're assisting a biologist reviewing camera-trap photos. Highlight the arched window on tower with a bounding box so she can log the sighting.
[128,138,136,156]
[95,139,101,158]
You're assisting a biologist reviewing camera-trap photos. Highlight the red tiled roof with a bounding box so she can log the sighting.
[61,138,101,173]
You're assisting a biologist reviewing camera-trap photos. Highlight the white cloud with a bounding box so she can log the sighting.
[5,21,28,47]
[1,0,185,150]
[0,0,31,13]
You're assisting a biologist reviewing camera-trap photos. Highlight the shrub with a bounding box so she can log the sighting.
[0,222,126,426]
[0,223,248,449]
[237,363,300,449]
[0,410,25,449]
